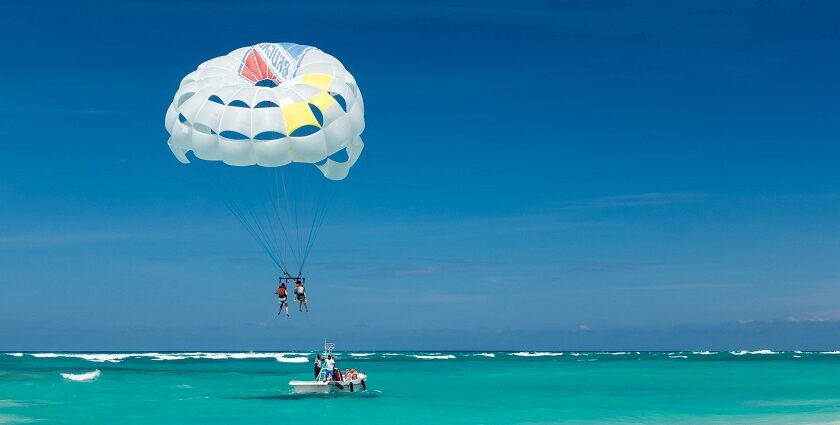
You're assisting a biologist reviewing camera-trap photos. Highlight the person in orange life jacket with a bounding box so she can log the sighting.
[275,281,290,317]
[294,279,308,312]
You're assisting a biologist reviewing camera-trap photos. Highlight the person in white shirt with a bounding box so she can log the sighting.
[323,355,336,381]
[294,280,308,312]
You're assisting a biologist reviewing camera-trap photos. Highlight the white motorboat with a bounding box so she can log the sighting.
[288,342,369,394]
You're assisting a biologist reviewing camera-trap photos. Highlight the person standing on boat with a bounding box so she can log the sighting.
[313,354,322,379]
[323,354,336,382]
[295,279,308,312]
[275,281,290,317]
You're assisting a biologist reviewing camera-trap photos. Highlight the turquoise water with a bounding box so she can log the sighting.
[3,351,840,424]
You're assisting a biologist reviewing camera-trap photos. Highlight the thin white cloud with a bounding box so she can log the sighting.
[626,282,738,290]
[0,107,130,116]
[0,230,144,248]
[354,260,485,279]
[565,261,662,273]
[559,192,707,210]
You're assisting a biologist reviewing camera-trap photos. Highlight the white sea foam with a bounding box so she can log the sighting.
[26,352,317,363]
[511,352,563,357]
[227,352,299,360]
[597,352,629,355]
[349,353,374,357]
[0,413,37,424]
[74,354,129,362]
[3,353,23,357]
[693,351,716,355]
[474,353,496,358]
[669,355,688,359]
[275,355,309,363]
[794,355,802,358]
[151,355,188,361]
[820,351,840,355]
[32,353,143,363]
[730,350,749,355]
[413,354,456,360]
[570,353,589,357]
[61,370,100,382]
[749,350,777,355]
[30,353,59,358]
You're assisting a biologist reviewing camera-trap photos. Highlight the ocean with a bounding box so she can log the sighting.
[3,351,840,424]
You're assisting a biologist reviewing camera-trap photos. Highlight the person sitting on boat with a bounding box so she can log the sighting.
[275,281,289,317]
[313,354,322,379]
[294,279,308,312]
[323,354,336,382]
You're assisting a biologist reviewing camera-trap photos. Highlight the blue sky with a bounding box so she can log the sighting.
[1,1,839,350]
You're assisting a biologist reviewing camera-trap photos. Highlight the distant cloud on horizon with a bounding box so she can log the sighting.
[559,192,707,210]
[0,228,162,248]
[353,259,487,279]
[564,260,663,273]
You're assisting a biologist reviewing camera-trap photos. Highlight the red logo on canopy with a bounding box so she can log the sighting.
[239,48,279,86]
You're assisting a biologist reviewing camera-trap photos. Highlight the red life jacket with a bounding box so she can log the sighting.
[276,286,287,297]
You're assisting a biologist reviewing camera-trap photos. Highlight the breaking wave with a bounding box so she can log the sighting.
[9,350,840,364]
[275,354,309,363]
[61,370,100,382]
[21,352,312,363]
[412,354,456,360]
[511,352,563,357]
[152,354,188,361]
[34,353,140,363]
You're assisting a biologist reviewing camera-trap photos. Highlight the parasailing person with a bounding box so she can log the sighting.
[295,279,308,312]
[275,280,290,317]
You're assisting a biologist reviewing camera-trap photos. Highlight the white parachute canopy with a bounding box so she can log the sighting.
[165,42,364,181]
[164,43,365,275]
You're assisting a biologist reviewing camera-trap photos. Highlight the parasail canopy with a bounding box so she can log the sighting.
[165,42,364,181]
[164,43,366,276]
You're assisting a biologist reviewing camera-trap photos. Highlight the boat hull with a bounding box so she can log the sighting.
[289,374,367,394]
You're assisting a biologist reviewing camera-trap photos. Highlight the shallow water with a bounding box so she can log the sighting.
[3,351,840,424]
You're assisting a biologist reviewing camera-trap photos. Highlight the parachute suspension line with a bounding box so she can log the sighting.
[210,162,335,277]
[267,169,289,272]
[258,177,290,271]
[225,199,288,276]
[237,203,285,274]
[274,168,302,269]
[196,162,289,276]
[258,196,286,269]
[242,198,284,269]
[299,180,334,272]
[279,169,304,270]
